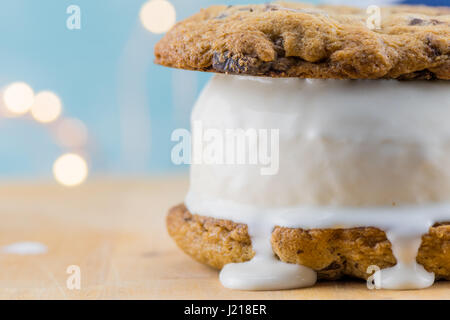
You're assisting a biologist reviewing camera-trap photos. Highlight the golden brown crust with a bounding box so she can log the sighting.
[167,204,450,281]
[154,2,450,80]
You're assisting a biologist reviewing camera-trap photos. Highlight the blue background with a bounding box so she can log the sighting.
[0,0,445,179]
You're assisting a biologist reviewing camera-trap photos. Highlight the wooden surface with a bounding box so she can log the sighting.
[0,176,449,300]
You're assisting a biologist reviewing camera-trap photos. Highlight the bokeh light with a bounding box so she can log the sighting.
[54,118,88,148]
[2,82,34,115]
[53,153,88,187]
[31,91,62,123]
[140,0,176,34]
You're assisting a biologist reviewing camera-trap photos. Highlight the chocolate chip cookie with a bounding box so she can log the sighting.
[154,2,450,80]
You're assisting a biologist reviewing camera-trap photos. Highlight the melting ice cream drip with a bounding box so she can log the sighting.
[216,211,437,291]
[186,192,450,290]
[220,218,317,290]
[375,231,434,290]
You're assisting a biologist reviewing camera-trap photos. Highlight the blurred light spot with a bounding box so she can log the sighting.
[1,242,48,255]
[3,82,34,115]
[53,153,88,187]
[140,0,176,34]
[31,91,62,123]
[55,118,88,148]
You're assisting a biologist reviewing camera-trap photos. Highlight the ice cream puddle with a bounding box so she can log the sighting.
[1,241,48,255]
[219,214,317,290]
[186,75,450,290]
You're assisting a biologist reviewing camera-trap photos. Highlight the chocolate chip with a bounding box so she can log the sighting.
[397,70,436,80]
[265,4,279,11]
[430,19,443,25]
[214,13,228,20]
[212,51,300,76]
[409,18,424,25]
[410,18,443,26]
[273,37,285,58]
[212,52,249,73]
[426,35,441,57]
[321,262,342,271]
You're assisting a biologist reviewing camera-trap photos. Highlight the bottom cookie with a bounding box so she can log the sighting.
[167,204,450,281]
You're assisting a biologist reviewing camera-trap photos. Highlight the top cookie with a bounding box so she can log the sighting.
[154,2,450,80]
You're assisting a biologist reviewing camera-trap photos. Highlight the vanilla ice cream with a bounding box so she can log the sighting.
[186,75,450,290]
[190,75,450,207]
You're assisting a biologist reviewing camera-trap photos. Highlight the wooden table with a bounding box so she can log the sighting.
[0,176,448,300]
